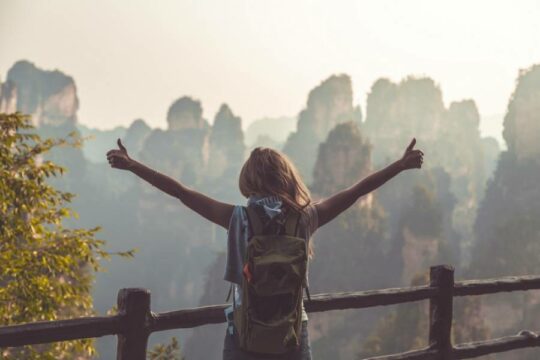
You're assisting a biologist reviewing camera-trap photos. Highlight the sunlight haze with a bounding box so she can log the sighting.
[1,0,539,145]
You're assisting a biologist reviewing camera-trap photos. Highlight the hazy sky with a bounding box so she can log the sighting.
[1,0,539,144]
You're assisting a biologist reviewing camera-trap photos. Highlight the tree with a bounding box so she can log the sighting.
[0,113,133,359]
[148,337,184,360]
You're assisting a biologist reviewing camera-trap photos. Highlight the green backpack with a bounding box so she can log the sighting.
[233,206,310,355]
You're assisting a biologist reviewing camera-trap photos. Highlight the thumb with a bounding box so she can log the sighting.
[117,138,127,153]
[406,138,416,152]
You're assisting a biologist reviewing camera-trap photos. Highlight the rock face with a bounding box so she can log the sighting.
[472,64,540,278]
[207,104,245,178]
[438,100,486,256]
[363,77,446,164]
[481,137,500,182]
[4,60,79,126]
[308,122,389,359]
[393,177,458,284]
[468,64,540,360]
[122,118,151,159]
[141,97,210,185]
[441,100,484,187]
[502,64,540,162]
[0,80,17,113]
[283,74,362,182]
[76,124,127,163]
[245,116,296,147]
[1,61,86,180]
[166,96,208,131]
[363,76,497,264]
[360,168,485,360]
[312,122,372,197]
[298,74,356,139]
[310,122,387,290]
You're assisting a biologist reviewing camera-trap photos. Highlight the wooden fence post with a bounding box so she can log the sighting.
[429,265,454,359]
[116,288,152,360]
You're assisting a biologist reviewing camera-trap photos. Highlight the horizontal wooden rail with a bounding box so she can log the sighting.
[354,331,540,360]
[365,346,438,359]
[151,285,439,332]
[3,266,540,359]
[0,315,122,347]
[152,304,228,331]
[453,331,540,359]
[305,285,438,312]
[454,275,540,296]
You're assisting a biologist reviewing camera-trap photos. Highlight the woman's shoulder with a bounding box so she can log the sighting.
[302,202,319,219]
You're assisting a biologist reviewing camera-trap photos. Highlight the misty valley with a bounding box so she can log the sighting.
[1,59,540,359]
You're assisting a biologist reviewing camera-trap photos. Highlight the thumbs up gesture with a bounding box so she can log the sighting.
[106,139,133,170]
[400,138,424,170]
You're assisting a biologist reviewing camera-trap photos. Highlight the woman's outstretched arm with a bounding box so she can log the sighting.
[315,138,424,228]
[106,139,234,229]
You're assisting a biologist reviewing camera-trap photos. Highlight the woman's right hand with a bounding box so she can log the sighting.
[106,138,134,170]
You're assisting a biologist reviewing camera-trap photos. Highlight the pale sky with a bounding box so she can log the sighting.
[1,0,539,144]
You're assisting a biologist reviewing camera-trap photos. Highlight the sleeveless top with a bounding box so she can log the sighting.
[224,195,319,322]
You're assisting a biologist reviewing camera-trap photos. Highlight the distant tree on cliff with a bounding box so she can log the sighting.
[0,113,133,359]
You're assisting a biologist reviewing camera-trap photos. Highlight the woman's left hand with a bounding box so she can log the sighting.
[106,139,133,170]
[400,138,424,170]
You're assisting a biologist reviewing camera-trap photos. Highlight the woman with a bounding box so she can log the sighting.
[107,137,423,359]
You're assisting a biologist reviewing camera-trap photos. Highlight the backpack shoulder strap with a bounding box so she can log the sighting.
[245,206,264,236]
[284,208,301,237]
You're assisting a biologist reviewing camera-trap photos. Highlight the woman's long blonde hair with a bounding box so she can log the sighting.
[239,147,314,256]
[239,147,311,213]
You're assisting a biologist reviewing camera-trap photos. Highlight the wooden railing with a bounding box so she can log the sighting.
[2,265,540,359]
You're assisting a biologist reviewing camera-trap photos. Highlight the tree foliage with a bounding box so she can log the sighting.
[0,113,133,359]
[148,337,184,360]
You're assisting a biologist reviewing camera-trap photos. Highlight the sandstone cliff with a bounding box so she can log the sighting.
[469,64,540,360]
[207,104,245,179]
[283,74,362,182]
[502,64,540,162]
[167,96,208,131]
[0,79,17,113]
[122,118,151,159]
[473,64,540,278]
[363,76,498,265]
[5,60,79,126]
[308,122,389,359]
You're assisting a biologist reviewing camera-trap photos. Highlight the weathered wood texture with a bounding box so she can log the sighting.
[305,286,438,312]
[116,288,152,360]
[429,265,454,359]
[151,286,439,331]
[0,315,122,347]
[453,331,540,359]
[152,304,229,331]
[454,275,540,296]
[364,347,439,360]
